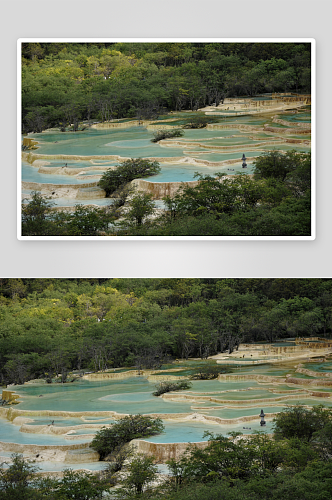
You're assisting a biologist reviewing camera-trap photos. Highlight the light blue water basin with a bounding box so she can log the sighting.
[100,391,155,403]
[272,342,296,347]
[77,171,103,176]
[26,128,182,158]
[195,151,261,162]
[278,112,311,123]
[25,418,88,427]
[13,378,194,414]
[145,163,255,182]
[217,117,270,126]
[279,398,332,407]
[261,145,311,153]
[195,391,280,401]
[22,163,95,185]
[176,129,244,140]
[145,420,268,443]
[0,459,108,473]
[206,406,296,418]
[189,380,261,392]
[71,429,100,435]
[36,461,107,472]
[302,361,332,372]
[0,418,92,445]
[23,416,114,427]
[22,197,115,207]
[232,366,293,377]
[34,160,118,169]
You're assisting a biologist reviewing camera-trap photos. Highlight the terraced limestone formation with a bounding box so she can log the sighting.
[21,96,311,208]
[0,337,330,474]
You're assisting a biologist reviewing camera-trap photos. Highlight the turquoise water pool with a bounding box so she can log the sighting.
[26,128,182,158]
[22,197,116,208]
[0,417,92,445]
[22,163,95,185]
[145,420,268,443]
[2,350,328,472]
[21,110,311,205]
[14,378,194,414]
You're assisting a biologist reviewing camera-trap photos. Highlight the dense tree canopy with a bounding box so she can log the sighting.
[21,42,311,133]
[0,279,330,386]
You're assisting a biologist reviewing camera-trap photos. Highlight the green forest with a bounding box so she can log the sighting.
[21,42,311,133]
[0,278,330,386]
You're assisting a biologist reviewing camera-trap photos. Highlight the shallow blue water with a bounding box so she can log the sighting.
[13,378,194,414]
[22,163,93,185]
[27,128,182,157]
[0,460,108,473]
[36,160,118,169]
[145,420,268,443]
[146,163,256,182]
[0,417,91,445]
[21,197,116,207]
[22,113,311,204]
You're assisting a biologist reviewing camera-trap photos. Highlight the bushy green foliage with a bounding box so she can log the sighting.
[117,151,311,237]
[273,404,332,442]
[149,408,332,500]
[0,454,40,498]
[190,365,232,380]
[150,462,332,500]
[21,192,56,236]
[22,194,114,236]
[152,380,192,396]
[21,42,311,133]
[98,159,161,196]
[183,115,219,129]
[122,454,158,495]
[1,279,331,386]
[102,444,135,475]
[163,428,320,488]
[90,415,165,460]
[121,191,156,227]
[253,150,311,188]
[151,128,184,142]
[0,454,109,500]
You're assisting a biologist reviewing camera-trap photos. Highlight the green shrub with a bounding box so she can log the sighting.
[190,365,232,380]
[123,454,158,495]
[90,415,164,460]
[151,128,184,142]
[153,380,192,396]
[183,115,219,129]
[273,405,332,442]
[98,158,161,197]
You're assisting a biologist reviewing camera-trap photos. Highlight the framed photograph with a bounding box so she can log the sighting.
[18,39,315,240]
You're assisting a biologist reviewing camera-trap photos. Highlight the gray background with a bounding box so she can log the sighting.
[2,0,330,278]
